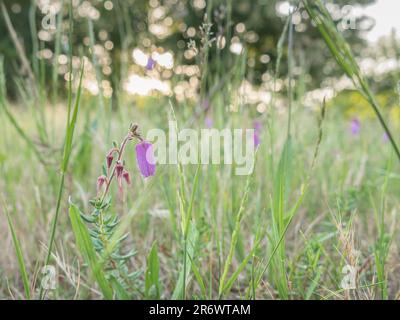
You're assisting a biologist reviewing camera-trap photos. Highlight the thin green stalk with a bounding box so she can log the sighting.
[218,174,251,298]
[87,18,105,112]
[302,0,400,163]
[51,0,64,109]
[287,13,294,138]
[0,58,47,167]
[40,60,85,299]
[182,236,188,300]
[1,196,31,300]
[29,0,39,79]
[182,164,201,299]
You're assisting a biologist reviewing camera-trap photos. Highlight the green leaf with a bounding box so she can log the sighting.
[184,164,201,236]
[80,212,97,224]
[172,223,199,300]
[69,202,113,299]
[145,241,161,299]
[187,253,206,299]
[305,268,323,300]
[1,197,31,299]
[220,240,261,297]
[219,173,252,297]
[42,56,85,280]
[110,276,130,300]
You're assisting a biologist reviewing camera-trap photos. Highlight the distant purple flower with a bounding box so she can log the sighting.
[253,120,262,147]
[205,116,213,128]
[383,132,389,143]
[350,118,361,136]
[146,57,156,71]
[201,98,210,111]
[253,120,262,133]
[253,131,260,148]
[135,141,156,178]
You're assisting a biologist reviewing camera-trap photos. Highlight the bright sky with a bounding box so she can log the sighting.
[363,0,400,42]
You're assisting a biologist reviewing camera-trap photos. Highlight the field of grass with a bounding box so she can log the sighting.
[1,0,400,300]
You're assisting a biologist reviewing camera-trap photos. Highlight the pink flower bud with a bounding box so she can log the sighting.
[117,176,124,199]
[106,148,118,168]
[116,161,124,178]
[96,175,107,193]
[122,170,131,185]
[106,154,114,168]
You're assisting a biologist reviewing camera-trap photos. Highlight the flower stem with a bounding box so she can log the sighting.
[100,133,132,203]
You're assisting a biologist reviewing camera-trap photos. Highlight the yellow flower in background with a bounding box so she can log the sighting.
[390,106,400,128]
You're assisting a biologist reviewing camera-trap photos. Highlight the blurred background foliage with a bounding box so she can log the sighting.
[2,0,400,117]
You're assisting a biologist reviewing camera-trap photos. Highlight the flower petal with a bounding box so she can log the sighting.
[135,141,156,178]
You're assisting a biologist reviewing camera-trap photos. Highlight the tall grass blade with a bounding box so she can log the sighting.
[172,223,199,300]
[302,0,400,162]
[219,174,252,297]
[1,197,31,300]
[40,59,85,299]
[145,241,161,299]
[0,57,47,167]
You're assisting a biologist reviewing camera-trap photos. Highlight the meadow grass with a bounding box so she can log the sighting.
[0,0,400,300]
[1,91,399,299]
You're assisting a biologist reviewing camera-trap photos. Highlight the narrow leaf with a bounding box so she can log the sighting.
[1,197,31,299]
[69,202,113,299]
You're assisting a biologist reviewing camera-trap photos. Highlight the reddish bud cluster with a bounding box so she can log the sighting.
[95,124,156,202]
[106,148,118,168]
